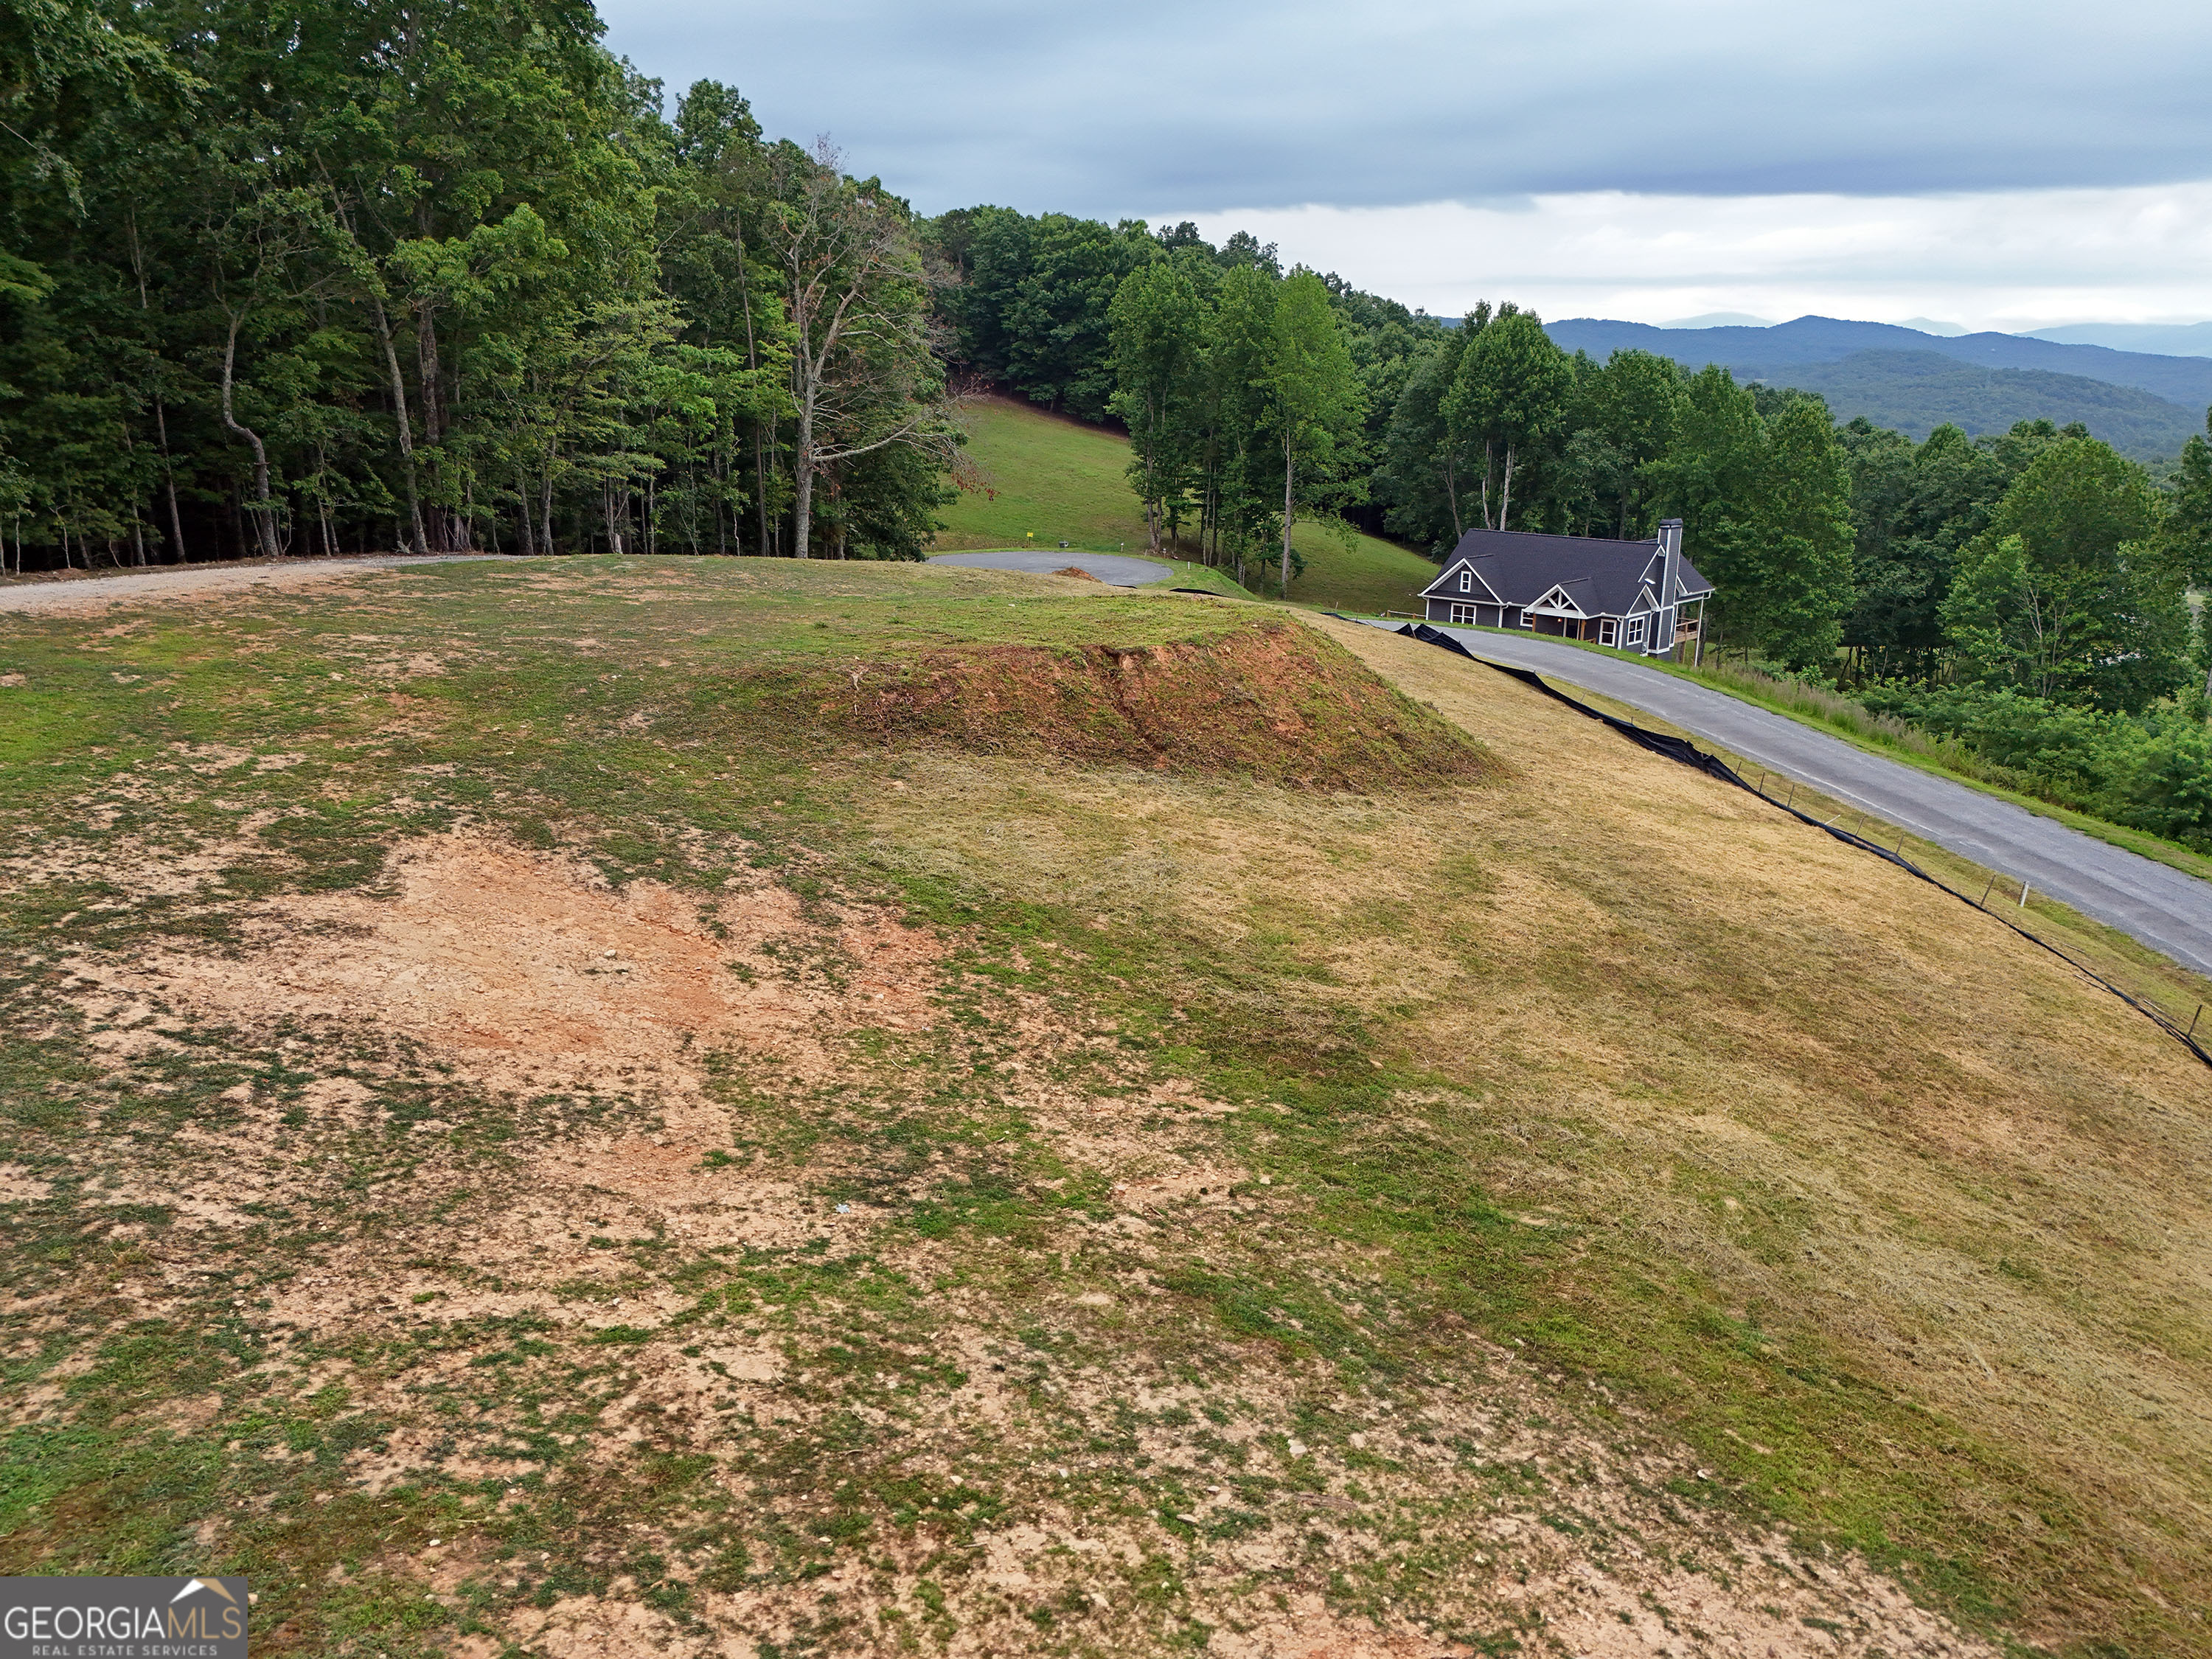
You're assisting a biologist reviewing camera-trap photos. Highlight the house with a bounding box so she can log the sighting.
[1416,518,1712,658]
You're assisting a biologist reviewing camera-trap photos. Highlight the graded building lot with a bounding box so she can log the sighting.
[0,557,2207,1659]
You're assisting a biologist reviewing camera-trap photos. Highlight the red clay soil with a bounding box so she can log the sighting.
[744,621,1503,790]
[1049,566,1103,582]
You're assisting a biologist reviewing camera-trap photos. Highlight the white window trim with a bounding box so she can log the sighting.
[1449,602,1477,625]
[1626,615,1648,646]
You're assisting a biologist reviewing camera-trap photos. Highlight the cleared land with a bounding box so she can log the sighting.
[936,395,1439,613]
[1,558,2207,1659]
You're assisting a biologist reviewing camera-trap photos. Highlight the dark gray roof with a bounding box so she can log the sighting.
[1418,529,1712,615]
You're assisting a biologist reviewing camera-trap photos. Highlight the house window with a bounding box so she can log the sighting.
[1450,602,1477,625]
[1516,609,1533,628]
[1599,619,1617,647]
[1626,616,1647,646]
[1457,570,1472,593]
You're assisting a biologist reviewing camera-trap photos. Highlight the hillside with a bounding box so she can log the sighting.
[1,557,2208,1658]
[937,394,1441,613]
[1747,349,2208,456]
[1548,316,2212,460]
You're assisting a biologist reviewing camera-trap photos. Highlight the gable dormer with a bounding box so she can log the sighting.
[1417,558,1502,604]
[1527,583,1587,616]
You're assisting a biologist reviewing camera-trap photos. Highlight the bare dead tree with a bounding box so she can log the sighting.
[763,140,957,558]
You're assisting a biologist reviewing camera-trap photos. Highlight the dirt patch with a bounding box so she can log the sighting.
[63,835,942,1119]
[0,1164,52,1203]
[1049,566,1103,582]
[746,622,1501,790]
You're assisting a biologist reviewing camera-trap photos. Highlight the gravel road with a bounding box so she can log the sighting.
[0,554,502,615]
[1385,622,2212,979]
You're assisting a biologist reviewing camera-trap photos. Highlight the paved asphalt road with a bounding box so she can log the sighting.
[1380,622,2212,979]
[928,549,1173,586]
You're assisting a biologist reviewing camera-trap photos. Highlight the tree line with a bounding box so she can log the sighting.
[937,207,2212,690]
[0,0,963,572]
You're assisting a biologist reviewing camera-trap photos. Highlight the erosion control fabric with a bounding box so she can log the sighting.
[1396,624,2212,1073]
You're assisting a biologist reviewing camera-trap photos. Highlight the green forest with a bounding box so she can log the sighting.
[4,0,2211,845]
[1,0,961,571]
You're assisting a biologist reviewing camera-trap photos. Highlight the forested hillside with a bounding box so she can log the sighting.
[1748,351,2206,460]
[0,0,959,569]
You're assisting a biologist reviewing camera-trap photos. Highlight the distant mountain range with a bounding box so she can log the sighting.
[1545,315,2212,462]
[2021,322,2212,358]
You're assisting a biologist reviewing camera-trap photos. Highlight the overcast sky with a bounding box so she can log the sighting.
[599,0,2212,330]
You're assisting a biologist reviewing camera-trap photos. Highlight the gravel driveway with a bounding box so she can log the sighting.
[0,554,501,615]
[1385,622,2212,979]
[926,549,1174,586]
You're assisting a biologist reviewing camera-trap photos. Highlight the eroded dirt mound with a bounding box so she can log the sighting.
[1048,566,1103,582]
[751,622,1500,790]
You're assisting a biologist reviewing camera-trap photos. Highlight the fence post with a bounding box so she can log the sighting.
[2191,1005,2203,1041]
[1980,873,1997,906]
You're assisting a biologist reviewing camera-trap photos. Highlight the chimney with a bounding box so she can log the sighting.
[1657,518,1683,652]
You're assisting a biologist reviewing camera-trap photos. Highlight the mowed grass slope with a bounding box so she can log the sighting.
[0,556,2206,1658]
[938,394,1441,613]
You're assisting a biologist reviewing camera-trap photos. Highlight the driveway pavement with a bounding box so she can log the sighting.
[928,549,1174,586]
[1384,622,2212,979]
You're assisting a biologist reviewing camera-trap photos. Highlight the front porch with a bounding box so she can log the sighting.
[1529,612,1618,647]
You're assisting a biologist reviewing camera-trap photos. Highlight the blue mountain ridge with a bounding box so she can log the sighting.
[2024,322,2212,358]
[1545,316,2212,411]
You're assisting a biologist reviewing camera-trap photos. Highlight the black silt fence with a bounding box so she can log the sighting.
[1394,622,2212,1074]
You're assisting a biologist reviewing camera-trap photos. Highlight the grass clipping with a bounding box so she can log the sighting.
[745,620,1499,790]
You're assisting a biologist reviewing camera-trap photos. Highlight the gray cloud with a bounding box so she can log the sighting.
[599,0,2212,216]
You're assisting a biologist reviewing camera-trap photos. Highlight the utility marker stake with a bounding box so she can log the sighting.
[1980,873,1998,906]
[1784,781,1796,810]
[2019,880,2031,908]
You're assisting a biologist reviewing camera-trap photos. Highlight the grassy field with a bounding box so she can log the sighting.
[937,395,1441,614]
[1,557,2208,1658]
